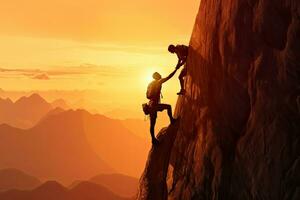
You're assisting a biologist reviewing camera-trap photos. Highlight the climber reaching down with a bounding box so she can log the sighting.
[142,67,178,145]
[168,44,189,95]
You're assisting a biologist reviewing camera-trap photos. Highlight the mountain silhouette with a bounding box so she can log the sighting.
[0,110,114,184]
[70,173,138,197]
[0,93,158,142]
[69,181,129,200]
[0,109,149,183]
[0,93,53,129]
[40,109,150,177]
[89,173,138,197]
[32,181,68,199]
[38,107,65,122]
[0,180,128,200]
[0,168,41,192]
[78,111,150,177]
[51,98,70,110]
[0,94,70,129]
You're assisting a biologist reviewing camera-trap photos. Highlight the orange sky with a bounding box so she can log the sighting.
[0,0,199,118]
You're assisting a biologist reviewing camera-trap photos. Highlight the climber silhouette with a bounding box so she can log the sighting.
[143,67,178,145]
[168,44,189,95]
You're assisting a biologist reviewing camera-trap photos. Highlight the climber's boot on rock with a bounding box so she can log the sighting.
[152,137,159,145]
[170,117,177,124]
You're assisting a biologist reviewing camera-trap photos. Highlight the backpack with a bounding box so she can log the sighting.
[146,80,161,100]
[142,103,150,115]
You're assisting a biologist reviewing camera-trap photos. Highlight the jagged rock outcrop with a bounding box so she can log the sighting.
[137,122,179,200]
[138,0,300,199]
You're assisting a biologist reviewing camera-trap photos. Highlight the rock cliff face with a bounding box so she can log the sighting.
[138,0,300,199]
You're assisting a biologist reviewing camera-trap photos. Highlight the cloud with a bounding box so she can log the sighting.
[0,68,41,73]
[32,73,50,80]
[0,64,128,80]
[0,66,91,78]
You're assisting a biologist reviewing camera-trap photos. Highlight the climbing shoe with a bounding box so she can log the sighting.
[152,138,159,145]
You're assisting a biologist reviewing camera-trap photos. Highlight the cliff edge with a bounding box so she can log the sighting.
[138,0,300,199]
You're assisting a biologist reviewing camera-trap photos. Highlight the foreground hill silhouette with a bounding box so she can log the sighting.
[88,173,138,197]
[0,180,129,200]
[70,173,138,197]
[0,168,41,192]
[73,110,150,177]
[0,110,114,184]
[138,0,300,199]
[0,94,69,129]
[0,109,149,183]
[89,174,139,197]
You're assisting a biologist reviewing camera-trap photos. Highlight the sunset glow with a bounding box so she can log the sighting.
[0,0,199,118]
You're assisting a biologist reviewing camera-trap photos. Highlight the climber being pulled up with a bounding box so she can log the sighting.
[168,44,189,95]
[142,67,178,145]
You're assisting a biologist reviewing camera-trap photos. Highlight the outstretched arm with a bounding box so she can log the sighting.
[176,60,184,69]
[160,68,178,83]
[176,56,187,69]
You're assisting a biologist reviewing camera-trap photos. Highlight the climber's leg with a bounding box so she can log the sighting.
[177,67,187,95]
[157,103,174,124]
[150,112,159,145]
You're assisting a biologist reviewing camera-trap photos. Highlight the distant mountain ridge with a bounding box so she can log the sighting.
[0,108,149,184]
[89,173,138,198]
[70,173,138,198]
[0,169,138,198]
[0,109,115,184]
[0,93,69,129]
[0,168,41,192]
[0,180,129,200]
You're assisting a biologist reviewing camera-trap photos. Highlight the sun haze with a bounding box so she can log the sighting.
[0,0,199,118]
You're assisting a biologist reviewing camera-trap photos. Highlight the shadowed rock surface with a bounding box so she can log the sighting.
[137,121,179,200]
[138,0,300,199]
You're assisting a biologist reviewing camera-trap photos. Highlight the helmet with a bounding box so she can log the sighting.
[168,44,175,53]
[152,72,161,80]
